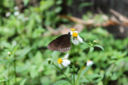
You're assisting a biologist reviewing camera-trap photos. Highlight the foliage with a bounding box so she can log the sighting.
[0,0,128,85]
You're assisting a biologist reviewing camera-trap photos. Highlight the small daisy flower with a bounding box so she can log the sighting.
[14,11,19,16]
[70,28,83,45]
[14,6,20,16]
[14,6,19,10]
[7,51,11,55]
[86,60,93,66]
[57,53,71,68]
[6,12,11,17]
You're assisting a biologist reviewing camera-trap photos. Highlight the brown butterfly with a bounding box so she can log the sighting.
[48,32,71,52]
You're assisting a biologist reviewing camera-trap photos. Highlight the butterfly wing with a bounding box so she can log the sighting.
[48,33,71,52]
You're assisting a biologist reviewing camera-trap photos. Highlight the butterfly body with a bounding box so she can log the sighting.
[48,33,71,52]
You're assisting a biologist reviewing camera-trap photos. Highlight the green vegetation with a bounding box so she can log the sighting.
[0,0,128,85]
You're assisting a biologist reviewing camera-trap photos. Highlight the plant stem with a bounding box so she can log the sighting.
[53,64,71,84]
[11,45,18,84]
[71,65,76,85]
[75,68,82,85]
[72,73,75,85]
[76,66,91,85]
[13,58,16,84]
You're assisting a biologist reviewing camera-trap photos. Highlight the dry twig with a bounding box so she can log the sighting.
[45,10,128,35]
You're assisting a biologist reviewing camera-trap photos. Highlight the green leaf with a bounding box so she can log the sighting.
[20,79,27,85]
[79,2,93,9]
[23,0,29,6]
[54,7,62,13]
[94,45,104,51]
[111,73,118,80]
[40,0,54,11]
[89,47,94,53]
[56,0,63,5]
[54,80,71,85]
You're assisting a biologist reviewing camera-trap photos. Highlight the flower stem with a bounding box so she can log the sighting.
[11,45,18,84]
[71,65,76,85]
[13,58,16,84]
[72,73,75,85]
[53,63,71,84]
[76,66,91,85]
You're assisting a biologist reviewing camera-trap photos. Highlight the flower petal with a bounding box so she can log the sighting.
[64,53,69,59]
[78,35,83,43]
[72,38,79,45]
[62,59,70,67]
[70,31,73,35]
[86,60,93,66]
[58,64,62,68]
[70,30,78,35]
[74,31,78,33]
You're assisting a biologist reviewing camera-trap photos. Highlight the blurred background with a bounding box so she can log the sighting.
[0,0,128,85]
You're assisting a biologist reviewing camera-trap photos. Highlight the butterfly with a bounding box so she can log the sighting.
[48,32,71,52]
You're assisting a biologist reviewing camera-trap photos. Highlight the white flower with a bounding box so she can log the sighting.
[6,12,11,17]
[12,41,17,46]
[77,35,83,43]
[17,14,24,20]
[57,53,70,68]
[14,11,19,16]
[72,38,79,45]
[8,52,11,55]
[24,17,29,21]
[14,6,19,10]
[86,60,93,66]
[17,14,29,21]
[70,28,83,45]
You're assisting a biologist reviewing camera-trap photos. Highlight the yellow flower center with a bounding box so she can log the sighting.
[58,58,63,64]
[72,32,78,37]
[71,28,76,31]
